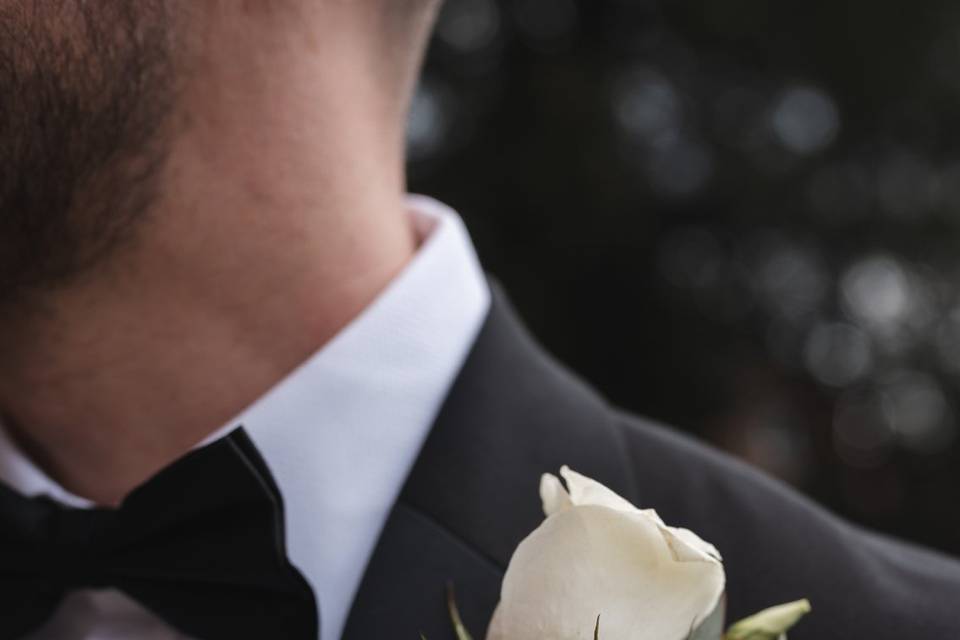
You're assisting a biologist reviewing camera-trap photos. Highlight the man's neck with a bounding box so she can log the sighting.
[0,19,420,506]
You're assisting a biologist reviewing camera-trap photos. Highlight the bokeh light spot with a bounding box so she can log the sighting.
[804,321,873,387]
[771,86,840,156]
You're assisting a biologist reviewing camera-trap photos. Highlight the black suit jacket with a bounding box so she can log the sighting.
[343,285,960,639]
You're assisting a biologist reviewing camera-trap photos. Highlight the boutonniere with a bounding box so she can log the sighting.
[435,467,810,640]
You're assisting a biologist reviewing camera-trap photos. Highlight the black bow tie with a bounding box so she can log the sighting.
[0,428,319,640]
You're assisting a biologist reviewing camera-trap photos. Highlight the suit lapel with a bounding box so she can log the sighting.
[342,503,502,639]
[344,284,636,639]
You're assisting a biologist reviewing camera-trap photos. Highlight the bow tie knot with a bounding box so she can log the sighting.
[0,429,319,640]
[44,508,115,591]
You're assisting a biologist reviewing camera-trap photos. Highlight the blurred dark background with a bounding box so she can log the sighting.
[407,0,960,555]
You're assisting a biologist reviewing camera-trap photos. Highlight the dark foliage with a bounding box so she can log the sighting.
[411,0,960,555]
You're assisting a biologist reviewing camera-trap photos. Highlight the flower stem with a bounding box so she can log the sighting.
[447,583,474,640]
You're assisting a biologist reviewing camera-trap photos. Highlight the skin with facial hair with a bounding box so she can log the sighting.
[0,0,443,505]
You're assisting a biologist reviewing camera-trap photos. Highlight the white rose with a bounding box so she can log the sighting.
[486,466,726,640]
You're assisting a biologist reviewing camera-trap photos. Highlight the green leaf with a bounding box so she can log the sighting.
[447,583,474,640]
[594,614,601,640]
[724,599,812,640]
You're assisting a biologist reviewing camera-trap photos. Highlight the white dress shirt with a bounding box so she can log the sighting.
[0,195,491,640]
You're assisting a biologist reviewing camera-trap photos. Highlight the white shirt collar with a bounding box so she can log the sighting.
[0,195,491,640]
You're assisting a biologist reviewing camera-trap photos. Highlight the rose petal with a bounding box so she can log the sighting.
[540,473,573,517]
[559,466,639,514]
[660,525,723,564]
[486,503,725,640]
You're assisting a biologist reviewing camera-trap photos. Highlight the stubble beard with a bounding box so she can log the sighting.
[0,0,177,309]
